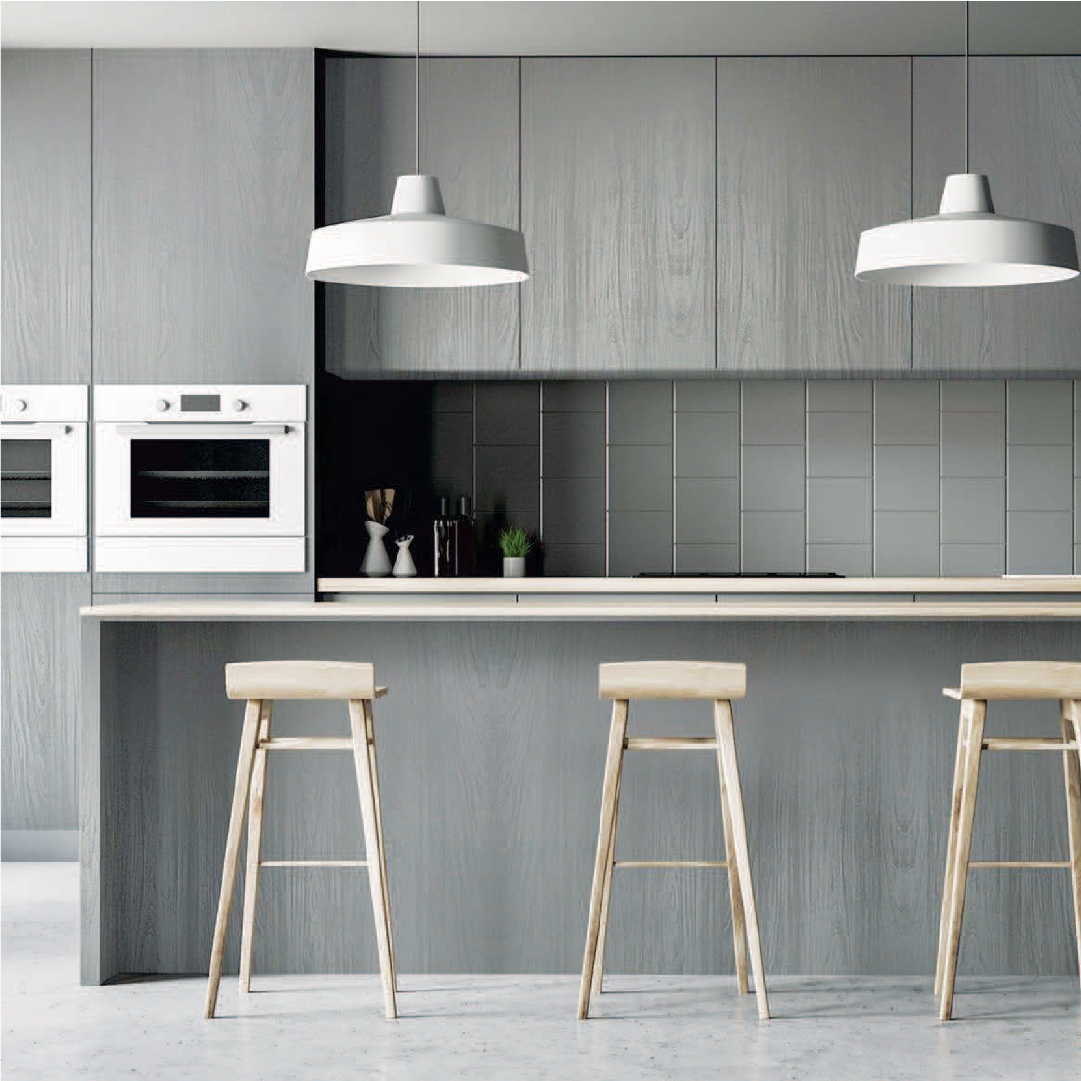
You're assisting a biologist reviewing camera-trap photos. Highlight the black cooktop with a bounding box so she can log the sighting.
[635,572,845,578]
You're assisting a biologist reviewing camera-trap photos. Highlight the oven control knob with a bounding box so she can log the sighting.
[13,398,28,413]
[155,399,170,412]
[232,399,248,413]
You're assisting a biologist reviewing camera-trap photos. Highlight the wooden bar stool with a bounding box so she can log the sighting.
[203,661,397,1020]
[935,661,1081,1021]
[578,661,769,1021]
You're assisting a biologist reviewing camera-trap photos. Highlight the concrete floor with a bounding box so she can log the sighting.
[2,864,1078,1080]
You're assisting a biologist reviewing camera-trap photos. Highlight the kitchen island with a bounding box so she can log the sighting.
[80,579,1081,986]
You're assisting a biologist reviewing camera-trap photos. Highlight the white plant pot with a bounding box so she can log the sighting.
[503,556,526,578]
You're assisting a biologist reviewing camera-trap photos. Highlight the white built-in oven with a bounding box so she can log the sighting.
[94,385,306,573]
[1,385,89,572]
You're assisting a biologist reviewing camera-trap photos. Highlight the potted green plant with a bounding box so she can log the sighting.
[498,526,533,578]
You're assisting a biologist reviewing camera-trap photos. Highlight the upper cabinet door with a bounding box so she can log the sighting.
[521,58,715,374]
[717,58,911,373]
[1,50,91,384]
[323,57,519,376]
[93,50,314,384]
[913,58,1081,372]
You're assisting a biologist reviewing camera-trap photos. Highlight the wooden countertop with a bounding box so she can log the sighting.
[81,599,1081,621]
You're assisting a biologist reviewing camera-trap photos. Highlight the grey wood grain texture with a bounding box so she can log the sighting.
[85,616,1079,981]
[1,573,89,830]
[91,49,313,384]
[1,50,91,383]
[79,615,102,983]
[913,58,1081,372]
[717,58,911,373]
[323,57,519,376]
[92,574,314,596]
[521,58,715,374]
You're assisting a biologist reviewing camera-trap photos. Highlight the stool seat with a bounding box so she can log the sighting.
[599,661,746,701]
[947,661,1081,701]
[225,661,384,701]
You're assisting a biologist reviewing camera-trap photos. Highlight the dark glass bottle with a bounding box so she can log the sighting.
[433,497,457,577]
[455,495,476,577]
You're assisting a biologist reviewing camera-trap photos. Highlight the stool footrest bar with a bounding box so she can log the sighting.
[982,738,1079,752]
[259,738,357,751]
[624,737,719,751]
[260,860,369,867]
[968,860,1070,869]
[614,860,729,869]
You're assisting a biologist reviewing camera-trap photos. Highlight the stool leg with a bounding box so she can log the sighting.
[935,699,972,997]
[239,700,273,993]
[590,763,623,999]
[578,698,628,1020]
[1061,699,1081,992]
[348,700,397,1020]
[714,699,769,1021]
[203,698,263,1019]
[364,699,397,992]
[939,698,986,1021]
[720,774,749,994]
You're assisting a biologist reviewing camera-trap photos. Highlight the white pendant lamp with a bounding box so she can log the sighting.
[855,3,1078,287]
[305,3,529,288]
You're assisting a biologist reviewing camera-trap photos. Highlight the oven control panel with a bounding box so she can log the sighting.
[0,384,88,423]
[94,385,306,423]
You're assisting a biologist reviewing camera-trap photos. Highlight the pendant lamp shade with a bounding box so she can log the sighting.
[306,175,529,288]
[855,173,1079,287]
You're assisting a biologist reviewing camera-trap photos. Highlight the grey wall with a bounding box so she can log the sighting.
[422,378,1081,577]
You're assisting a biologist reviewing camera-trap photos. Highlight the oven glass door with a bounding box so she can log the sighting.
[95,423,304,536]
[0,423,86,535]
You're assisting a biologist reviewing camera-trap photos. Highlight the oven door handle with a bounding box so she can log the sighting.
[112,423,293,437]
[0,422,75,435]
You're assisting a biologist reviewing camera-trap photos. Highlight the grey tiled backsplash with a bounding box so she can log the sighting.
[432,379,1081,576]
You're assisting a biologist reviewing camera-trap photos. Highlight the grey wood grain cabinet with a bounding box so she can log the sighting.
[521,58,715,374]
[717,58,911,373]
[913,58,1081,372]
[324,57,520,376]
[1,50,91,384]
[92,49,314,384]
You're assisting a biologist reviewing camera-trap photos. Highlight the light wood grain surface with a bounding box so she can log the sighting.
[83,618,1081,981]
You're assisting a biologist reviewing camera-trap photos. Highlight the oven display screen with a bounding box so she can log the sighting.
[180,394,220,413]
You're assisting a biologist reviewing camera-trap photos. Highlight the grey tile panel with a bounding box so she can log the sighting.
[542,543,605,576]
[741,511,805,573]
[742,445,805,512]
[432,382,474,413]
[874,381,940,445]
[541,381,605,412]
[675,411,739,478]
[940,478,1005,545]
[807,380,872,412]
[542,478,606,546]
[874,446,940,511]
[741,381,805,445]
[940,411,1005,478]
[807,478,871,545]
[675,478,739,545]
[674,543,740,574]
[806,544,872,577]
[1006,379,1072,445]
[475,444,541,517]
[608,444,673,511]
[940,380,1005,413]
[543,412,605,479]
[807,412,872,478]
[608,510,672,575]
[1006,511,1073,574]
[432,410,474,482]
[1006,444,1074,512]
[475,381,540,445]
[608,381,673,445]
[675,380,739,412]
[940,544,1005,577]
[873,512,940,575]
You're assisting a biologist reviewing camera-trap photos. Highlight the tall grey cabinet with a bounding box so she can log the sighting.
[1,50,92,858]
[521,58,716,373]
[91,49,316,595]
[716,57,912,372]
[323,56,520,376]
[913,57,1081,371]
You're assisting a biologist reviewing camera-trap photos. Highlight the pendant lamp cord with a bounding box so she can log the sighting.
[415,0,419,172]
[964,1,972,172]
